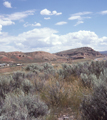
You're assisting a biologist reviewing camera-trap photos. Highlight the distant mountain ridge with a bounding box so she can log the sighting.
[99,51,107,55]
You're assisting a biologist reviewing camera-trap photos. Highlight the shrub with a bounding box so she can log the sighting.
[80,73,97,88]
[41,79,69,108]
[0,76,13,99]
[25,72,35,80]
[34,79,45,92]
[25,63,56,77]
[12,71,26,89]
[22,79,33,94]
[23,95,48,118]
[0,94,48,119]
[12,71,36,92]
[80,84,107,120]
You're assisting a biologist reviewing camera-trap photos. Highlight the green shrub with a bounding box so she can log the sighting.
[41,79,69,108]
[34,79,45,92]
[12,71,35,92]
[80,84,107,120]
[0,94,48,119]
[0,76,13,99]
[22,79,33,94]
[80,73,97,88]
[12,71,26,89]
[25,63,55,76]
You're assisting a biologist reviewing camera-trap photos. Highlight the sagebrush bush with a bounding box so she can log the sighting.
[0,94,48,120]
[22,79,33,94]
[12,71,26,89]
[41,79,69,108]
[25,63,56,76]
[1,60,107,120]
[12,71,36,93]
[58,61,107,80]
[34,79,45,92]
[0,76,13,99]
[23,95,49,118]
[80,84,107,120]
[80,73,97,88]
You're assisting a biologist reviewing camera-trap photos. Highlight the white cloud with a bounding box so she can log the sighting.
[3,1,12,8]
[0,10,35,28]
[72,12,92,16]
[40,9,51,15]
[56,13,62,15]
[0,25,2,34]
[40,9,62,16]
[0,25,2,31]
[44,17,51,20]
[23,22,41,27]
[55,21,67,25]
[68,11,92,26]
[99,10,107,15]
[68,16,81,20]
[69,11,92,20]
[33,23,41,27]
[0,19,15,26]
[0,28,107,52]
[7,10,35,20]
[52,11,62,15]
[74,21,84,26]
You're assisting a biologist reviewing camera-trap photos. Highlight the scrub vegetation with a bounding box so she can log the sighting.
[0,61,107,120]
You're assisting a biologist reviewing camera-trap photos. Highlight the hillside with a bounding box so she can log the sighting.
[0,47,105,63]
[55,47,104,59]
[0,51,67,63]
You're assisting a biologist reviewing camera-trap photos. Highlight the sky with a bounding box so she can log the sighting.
[0,0,107,53]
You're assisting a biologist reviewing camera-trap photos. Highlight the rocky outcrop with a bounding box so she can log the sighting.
[55,47,104,59]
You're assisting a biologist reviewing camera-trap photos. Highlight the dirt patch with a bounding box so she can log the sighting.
[0,66,23,74]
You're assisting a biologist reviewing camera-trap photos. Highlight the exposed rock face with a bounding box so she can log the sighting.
[55,47,104,59]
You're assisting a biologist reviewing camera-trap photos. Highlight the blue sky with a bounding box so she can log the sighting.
[0,0,107,53]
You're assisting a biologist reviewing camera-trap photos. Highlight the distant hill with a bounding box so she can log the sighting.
[55,47,104,59]
[99,51,107,55]
[0,47,105,63]
[0,51,67,63]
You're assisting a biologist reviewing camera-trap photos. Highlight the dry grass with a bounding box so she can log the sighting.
[36,74,92,119]
[0,66,23,74]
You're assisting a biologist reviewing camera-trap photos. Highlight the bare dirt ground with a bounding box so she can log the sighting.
[0,66,23,74]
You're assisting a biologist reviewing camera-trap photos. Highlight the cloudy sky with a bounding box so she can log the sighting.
[0,0,107,53]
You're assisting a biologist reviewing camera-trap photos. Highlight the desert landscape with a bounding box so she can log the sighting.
[1,0,107,119]
[0,47,107,120]
[0,47,106,73]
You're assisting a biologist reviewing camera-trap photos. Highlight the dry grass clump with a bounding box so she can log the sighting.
[39,75,91,119]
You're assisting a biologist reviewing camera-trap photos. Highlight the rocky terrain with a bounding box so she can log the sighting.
[0,47,105,63]
[55,47,104,59]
